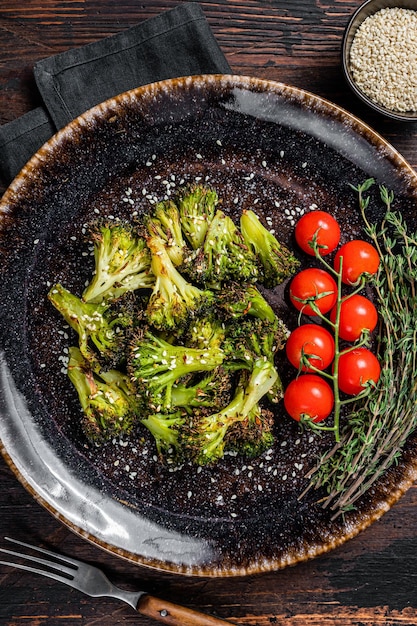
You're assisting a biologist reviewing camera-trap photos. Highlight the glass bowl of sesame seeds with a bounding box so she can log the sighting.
[342,0,417,121]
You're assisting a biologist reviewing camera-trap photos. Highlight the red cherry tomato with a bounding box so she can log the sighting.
[330,294,378,342]
[284,374,334,422]
[289,268,338,316]
[286,324,335,372]
[333,240,380,285]
[337,347,381,395]
[295,210,341,256]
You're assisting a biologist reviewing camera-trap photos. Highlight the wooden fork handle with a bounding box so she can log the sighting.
[136,594,234,625]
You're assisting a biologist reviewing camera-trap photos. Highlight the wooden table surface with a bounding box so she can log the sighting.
[1,1,417,625]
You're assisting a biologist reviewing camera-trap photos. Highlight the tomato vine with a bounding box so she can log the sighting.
[285,200,381,442]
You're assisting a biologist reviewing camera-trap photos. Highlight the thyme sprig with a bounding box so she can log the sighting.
[303,179,417,518]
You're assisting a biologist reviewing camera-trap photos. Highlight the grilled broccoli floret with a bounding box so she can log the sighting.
[82,220,153,303]
[217,283,277,322]
[146,235,214,331]
[240,209,300,288]
[170,367,233,413]
[140,410,187,462]
[129,328,225,411]
[223,316,286,403]
[48,284,133,370]
[182,209,259,287]
[176,184,218,249]
[223,317,287,369]
[67,347,140,442]
[145,200,187,266]
[190,363,278,465]
[183,314,226,350]
[227,404,275,459]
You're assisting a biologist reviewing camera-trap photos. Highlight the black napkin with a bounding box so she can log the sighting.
[0,3,231,185]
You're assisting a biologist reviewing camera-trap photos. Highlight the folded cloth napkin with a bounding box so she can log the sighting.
[0,2,231,185]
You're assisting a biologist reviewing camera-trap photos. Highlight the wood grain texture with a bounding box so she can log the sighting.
[1,1,417,625]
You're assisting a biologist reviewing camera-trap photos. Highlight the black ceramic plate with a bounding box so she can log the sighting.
[1,75,417,576]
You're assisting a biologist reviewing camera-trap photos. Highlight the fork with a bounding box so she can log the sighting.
[0,537,235,625]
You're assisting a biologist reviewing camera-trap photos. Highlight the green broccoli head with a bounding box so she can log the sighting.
[240,209,300,288]
[145,200,187,266]
[227,405,275,459]
[67,347,140,442]
[82,220,154,303]
[146,235,214,332]
[189,363,278,466]
[188,385,246,465]
[223,316,288,369]
[48,284,133,370]
[181,210,259,287]
[170,366,233,413]
[183,314,226,351]
[129,328,225,411]
[140,410,187,463]
[176,184,218,250]
[217,283,276,323]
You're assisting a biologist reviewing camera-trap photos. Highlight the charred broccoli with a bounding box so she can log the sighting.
[129,328,225,411]
[67,347,140,442]
[50,183,296,464]
[170,367,233,413]
[145,200,187,266]
[223,317,287,370]
[83,220,153,303]
[176,184,218,250]
[222,316,286,404]
[240,209,300,288]
[48,283,133,370]
[227,404,275,459]
[183,314,226,350]
[182,209,259,287]
[217,283,277,323]
[190,364,278,465]
[140,410,187,462]
[146,235,213,331]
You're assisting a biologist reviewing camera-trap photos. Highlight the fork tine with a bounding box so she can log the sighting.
[0,546,77,580]
[4,537,80,569]
[0,556,77,586]
[0,537,81,580]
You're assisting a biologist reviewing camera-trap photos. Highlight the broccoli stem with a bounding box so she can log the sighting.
[146,236,213,330]
[240,209,300,287]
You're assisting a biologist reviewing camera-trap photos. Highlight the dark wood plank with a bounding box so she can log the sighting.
[1,2,417,625]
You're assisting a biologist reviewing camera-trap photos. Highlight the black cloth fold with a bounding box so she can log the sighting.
[0,3,230,185]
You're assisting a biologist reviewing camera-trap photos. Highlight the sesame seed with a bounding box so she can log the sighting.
[349,7,417,113]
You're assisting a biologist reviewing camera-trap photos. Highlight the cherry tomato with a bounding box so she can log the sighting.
[286,324,335,372]
[295,210,341,256]
[289,268,338,316]
[333,240,380,285]
[284,374,334,422]
[330,294,378,342]
[337,347,381,395]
